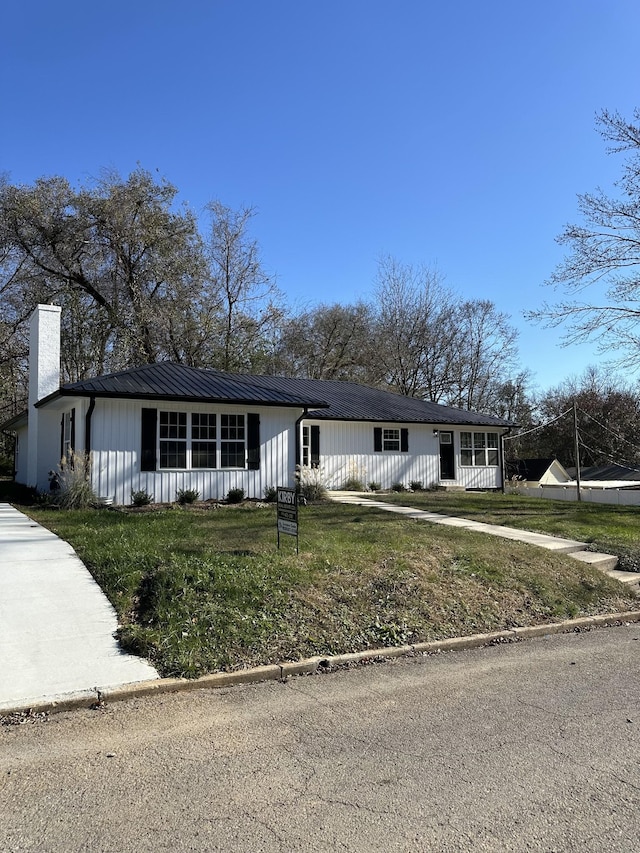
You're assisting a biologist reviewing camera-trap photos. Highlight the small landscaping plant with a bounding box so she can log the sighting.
[176,488,200,505]
[410,480,424,492]
[131,489,153,507]
[341,476,364,491]
[226,487,245,504]
[391,482,406,492]
[368,481,381,492]
[263,485,277,502]
[341,460,366,491]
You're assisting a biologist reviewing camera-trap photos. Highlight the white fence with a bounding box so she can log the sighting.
[508,485,640,507]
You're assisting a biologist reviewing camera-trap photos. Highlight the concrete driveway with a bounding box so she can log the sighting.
[0,503,158,711]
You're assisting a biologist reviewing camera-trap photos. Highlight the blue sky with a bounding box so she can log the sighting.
[3,1,639,392]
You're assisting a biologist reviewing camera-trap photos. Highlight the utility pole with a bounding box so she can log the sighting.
[573,401,582,502]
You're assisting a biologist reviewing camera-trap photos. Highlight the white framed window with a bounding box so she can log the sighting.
[153,410,256,471]
[461,431,499,466]
[191,413,217,469]
[62,411,73,459]
[383,428,400,451]
[302,425,310,467]
[220,413,246,469]
[159,411,187,468]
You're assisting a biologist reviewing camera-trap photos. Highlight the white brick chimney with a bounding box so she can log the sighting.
[27,304,62,488]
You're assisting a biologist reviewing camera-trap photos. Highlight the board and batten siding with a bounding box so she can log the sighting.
[89,399,300,505]
[306,420,440,489]
[305,420,504,490]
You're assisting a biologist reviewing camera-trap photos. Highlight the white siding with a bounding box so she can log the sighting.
[89,399,300,505]
[306,420,504,490]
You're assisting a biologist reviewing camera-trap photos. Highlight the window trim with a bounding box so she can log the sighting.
[460,430,499,467]
[374,426,409,453]
[155,410,252,471]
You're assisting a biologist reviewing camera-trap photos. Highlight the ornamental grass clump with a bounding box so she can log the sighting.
[55,451,99,509]
[297,465,328,503]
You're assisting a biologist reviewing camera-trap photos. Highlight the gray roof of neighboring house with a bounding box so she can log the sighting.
[572,463,640,482]
[25,362,513,428]
[506,458,557,481]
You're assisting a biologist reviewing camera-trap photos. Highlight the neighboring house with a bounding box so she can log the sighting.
[506,458,570,488]
[1,305,514,504]
[565,463,640,491]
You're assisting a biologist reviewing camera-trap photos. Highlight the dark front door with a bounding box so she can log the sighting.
[439,431,455,480]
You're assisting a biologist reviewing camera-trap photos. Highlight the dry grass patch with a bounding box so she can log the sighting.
[24,501,637,677]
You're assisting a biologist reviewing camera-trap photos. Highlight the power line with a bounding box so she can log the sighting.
[503,407,572,441]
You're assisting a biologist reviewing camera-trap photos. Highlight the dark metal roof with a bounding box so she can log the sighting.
[36,362,513,428]
[215,371,513,427]
[40,362,329,409]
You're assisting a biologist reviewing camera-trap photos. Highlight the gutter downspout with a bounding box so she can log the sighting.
[85,396,96,455]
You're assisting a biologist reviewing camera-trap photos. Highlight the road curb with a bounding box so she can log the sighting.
[3,610,640,718]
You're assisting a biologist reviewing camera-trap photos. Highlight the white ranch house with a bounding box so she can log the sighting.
[3,305,513,504]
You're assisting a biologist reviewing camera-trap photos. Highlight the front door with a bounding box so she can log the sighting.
[439,431,455,480]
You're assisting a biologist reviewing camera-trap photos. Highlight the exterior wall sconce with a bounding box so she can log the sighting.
[433,428,439,436]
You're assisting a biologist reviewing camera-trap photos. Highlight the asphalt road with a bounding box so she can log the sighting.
[2,624,639,852]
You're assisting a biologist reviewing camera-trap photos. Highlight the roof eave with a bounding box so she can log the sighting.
[37,388,330,410]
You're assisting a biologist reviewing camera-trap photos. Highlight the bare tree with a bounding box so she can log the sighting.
[445,299,520,412]
[205,201,282,372]
[528,109,640,369]
[373,255,460,400]
[520,366,640,467]
[275,302,377,380]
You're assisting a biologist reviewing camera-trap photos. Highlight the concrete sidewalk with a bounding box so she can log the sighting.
[329,492,640,590]
[0,503,158,711]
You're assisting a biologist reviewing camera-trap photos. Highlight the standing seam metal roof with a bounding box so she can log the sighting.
[41,362,513,428]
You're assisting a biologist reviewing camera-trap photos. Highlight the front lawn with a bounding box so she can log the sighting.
[379,491,640,570]
[23,500,637,678]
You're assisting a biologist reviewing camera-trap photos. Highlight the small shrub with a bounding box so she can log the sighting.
[391,482,406,492]
[341,460,366,492]
[226,487,245,504]
[409,480,424,492]
[56,451,99,509]
[368,481,381,492]
[176,488,200,505]
[297,465,328,503]
[263,485,277,502]
[131,489,153,507]
[341,476,364,491]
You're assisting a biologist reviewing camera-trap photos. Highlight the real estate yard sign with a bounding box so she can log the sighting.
[277,487,298,552]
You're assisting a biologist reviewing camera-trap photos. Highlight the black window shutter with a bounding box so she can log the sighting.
[141,408,157,472]
[374,427,382,452]
[401,428,409,453]
[310,425,320,466]
[60,415,64,460]
[70,408,76,453]
[247,413,260,470]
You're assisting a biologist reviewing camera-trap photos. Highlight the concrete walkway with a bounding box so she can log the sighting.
[0,503,158,712]
[329,492,640,591]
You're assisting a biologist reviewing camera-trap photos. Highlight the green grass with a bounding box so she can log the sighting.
[379,490,640,570]
[19,500,637,679]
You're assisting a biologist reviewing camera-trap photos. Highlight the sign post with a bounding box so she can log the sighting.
[277,486,298,553]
